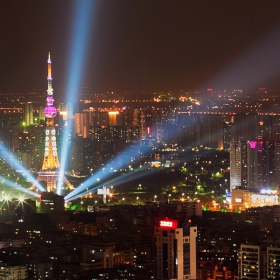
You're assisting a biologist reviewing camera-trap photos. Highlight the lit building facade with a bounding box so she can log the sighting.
[232,112,260,141]
[24,103,33,126]
[199,114,223,149]
[108,111,121,126]
[239,244,280,279]
[247,137,275,191]
[267,247,280,279]
[0,265,27,280]
[176,113,223,149]
[275,141,280,187]
[27,262,53,279]
[230,137,276,192]
[154,219,197,280]
[239,244,262,279]
[0,121,19,152]
[230,188,278,211]
[40,191,64,213]
[230,138,248,191]
[74,112,89,138]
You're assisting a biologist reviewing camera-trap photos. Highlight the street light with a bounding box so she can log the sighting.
[154,195,157,202]
[168,194,171,203]
[181,193,185,201]
[213,200,216,210]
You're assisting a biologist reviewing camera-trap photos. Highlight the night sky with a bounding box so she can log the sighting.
[1,0,280,94]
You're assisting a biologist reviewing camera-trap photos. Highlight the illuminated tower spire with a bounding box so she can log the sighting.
[30,53,73,193]
[47,52,53,96]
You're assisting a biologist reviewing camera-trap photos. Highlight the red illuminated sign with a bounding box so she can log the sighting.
[159,220,178,229]
[160,221,173,227]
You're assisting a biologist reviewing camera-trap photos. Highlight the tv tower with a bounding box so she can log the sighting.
[31,53,73,192]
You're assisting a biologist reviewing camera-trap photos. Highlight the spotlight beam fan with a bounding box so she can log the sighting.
[0,143,45,192]
[0,176,40,198]
[65,167,162,203]
[65,144,150,200]
[57,0,95,195]
[67,137,221,201]
[66,121,227,201]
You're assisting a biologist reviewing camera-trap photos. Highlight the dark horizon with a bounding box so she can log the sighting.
[1,0,280,94]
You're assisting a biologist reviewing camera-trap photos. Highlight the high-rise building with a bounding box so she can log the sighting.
[267,247,280,279]
[24,103,33,126]
[0,121,19,152]
[39,105,45,122]
[27,262,53,280]
[0,265,27,279]
[230,138,248,191]
[232,112,260,141]
[70,137,84,173]
[40,191,64,213]
[273,116,280,141]
[239,244,262,279]
[74,112,89,138]
[247,137,274,191]
[239,244,280,279]
[179,113,200,148]
[139,110,146,141]
[30,54,73,192]
[58,103,74,122]
[10,123,19,152]
[223,120,233,149]
[230,137,276,191]
[17,150,32,169]
[275,141,280,187]
[199,114,223,149]
[176,113,223,149]
[154,218,197,280]
[108,111,122,126]
[92,111,108,126]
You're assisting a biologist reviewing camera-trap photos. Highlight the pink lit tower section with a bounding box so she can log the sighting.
[31,53,73,192]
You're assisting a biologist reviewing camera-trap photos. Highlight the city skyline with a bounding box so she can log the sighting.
[2,2,280,278]
[1,1,280,95]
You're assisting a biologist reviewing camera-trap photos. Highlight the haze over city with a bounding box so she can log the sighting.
[2,0,280,94]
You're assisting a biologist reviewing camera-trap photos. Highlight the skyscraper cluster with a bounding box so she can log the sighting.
[225,110,280,192]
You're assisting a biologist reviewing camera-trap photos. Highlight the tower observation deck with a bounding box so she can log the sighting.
[30,53,73,192]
